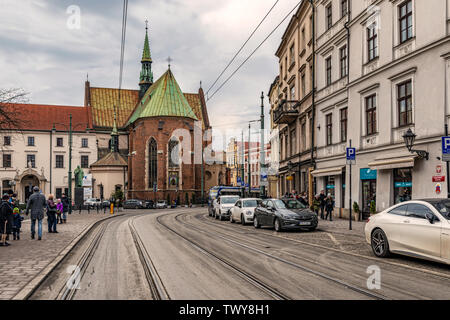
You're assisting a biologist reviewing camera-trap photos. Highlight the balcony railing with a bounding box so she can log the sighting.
[273,100,300,124]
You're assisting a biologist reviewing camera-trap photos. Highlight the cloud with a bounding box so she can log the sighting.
[0,0,299,149]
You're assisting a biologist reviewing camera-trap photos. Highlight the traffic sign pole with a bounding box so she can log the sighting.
[347,141,354,231]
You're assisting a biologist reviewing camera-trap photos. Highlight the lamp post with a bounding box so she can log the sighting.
[248,120,260,196]
[52,114,90,215]
[402,129,429,160]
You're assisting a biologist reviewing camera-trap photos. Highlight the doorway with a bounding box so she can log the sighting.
[21,175,39,202]
[362,180,376,221]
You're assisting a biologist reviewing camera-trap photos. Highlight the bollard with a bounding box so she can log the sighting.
[97,204,99,214]
[110,203,114,215]
[104,205,106,214]
[79,205,82,214]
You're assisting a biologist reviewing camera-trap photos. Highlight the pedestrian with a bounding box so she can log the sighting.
[311,195,321,215]
[319,190,326,220]
[56,199,63,224]
[46,195,58,234]
[0,194,13,246]
[61,193,69,223]
[12,207,23,240]
[325,194,335,221]
[25,186,47,240]
[299,192,308,206]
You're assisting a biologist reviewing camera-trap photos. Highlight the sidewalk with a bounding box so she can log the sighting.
[317,217,366,237]
[0,211,117,300]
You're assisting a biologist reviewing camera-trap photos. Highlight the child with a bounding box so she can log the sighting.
[12,207,23,240]
[56,199,63,224]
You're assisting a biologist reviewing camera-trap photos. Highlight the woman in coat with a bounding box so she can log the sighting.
[46,195,58,233]
[0,194,13,246]
[325,194,335,221]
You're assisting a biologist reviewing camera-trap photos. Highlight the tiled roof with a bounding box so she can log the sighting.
[126,69,198,126]
[89,87,139,128]
[0,103,91,131]
[184,93,205,128]
[91,151,127,167]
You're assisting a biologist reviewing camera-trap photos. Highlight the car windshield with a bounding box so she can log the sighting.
[282,199,307,209]
[431,201,450,220]
[272,200,287,209]
[243,200,261,207]
[221,197,240,204]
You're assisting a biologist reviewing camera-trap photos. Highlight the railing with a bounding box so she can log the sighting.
[273,100,300,124]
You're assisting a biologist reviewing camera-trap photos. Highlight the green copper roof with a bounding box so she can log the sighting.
[127,69,198,126]
[142,28,152,62]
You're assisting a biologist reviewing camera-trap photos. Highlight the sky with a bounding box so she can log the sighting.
[0,0,299,149]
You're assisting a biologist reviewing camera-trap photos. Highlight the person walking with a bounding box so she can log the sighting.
[0,194,13,246]
[311,195,321,215]
[12,207,23,240]
[61,193,69,223]
[26,186,46,240]
[319,190,326,220]
[56,199,63,224]
[46,195,58,234]
[325,194,335,221]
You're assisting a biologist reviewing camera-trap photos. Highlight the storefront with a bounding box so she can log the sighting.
[324,176,336,198]
[360,168,377,220]
[394,168,413,204]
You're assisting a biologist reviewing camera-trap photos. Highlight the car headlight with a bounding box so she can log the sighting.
[245,211,253,215]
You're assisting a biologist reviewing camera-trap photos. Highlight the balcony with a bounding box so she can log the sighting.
[273,100,299,124]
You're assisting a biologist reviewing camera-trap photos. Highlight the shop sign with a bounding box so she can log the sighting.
[360,168,377,180]
[432,176,445,183]
[326,185,335,189]
[394,182,412,188]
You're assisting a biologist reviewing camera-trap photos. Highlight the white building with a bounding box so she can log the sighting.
[312,0,450,219]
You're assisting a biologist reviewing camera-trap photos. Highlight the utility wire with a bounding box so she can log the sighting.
[206,0,280,96]
[207,0,302,102]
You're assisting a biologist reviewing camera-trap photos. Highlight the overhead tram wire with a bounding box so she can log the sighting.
[115,0,129,123]
[205,0,280,97]
[207,0,302,102]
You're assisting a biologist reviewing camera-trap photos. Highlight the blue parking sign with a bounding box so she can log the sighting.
[442,137,450,162]
[346,148,356,161]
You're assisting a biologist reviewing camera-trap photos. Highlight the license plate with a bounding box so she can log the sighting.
[299,221,311,226]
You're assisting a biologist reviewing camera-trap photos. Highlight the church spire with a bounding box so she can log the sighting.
[139,20,153,99]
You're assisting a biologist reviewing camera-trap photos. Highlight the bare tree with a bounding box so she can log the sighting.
[0,88,28,130]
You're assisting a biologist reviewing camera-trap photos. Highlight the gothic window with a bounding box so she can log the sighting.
[149,138,158,189]
[168,138,180,168]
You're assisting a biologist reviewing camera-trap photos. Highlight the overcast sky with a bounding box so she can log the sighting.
[0,0,299,149]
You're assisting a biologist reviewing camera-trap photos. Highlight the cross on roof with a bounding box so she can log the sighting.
[167,56,172,69]
[145,19,148,30]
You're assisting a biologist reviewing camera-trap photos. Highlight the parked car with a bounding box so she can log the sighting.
[84,198,101,208]
[123,199,144,209]
[365,199,450,265]
[156,200,168,209]
[102,200,111,208]
[144,200,155,209]
[230,198,262,225]
[254,198,318,232]
[213,195,241,221]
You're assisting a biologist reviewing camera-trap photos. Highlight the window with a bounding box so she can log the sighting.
[394,168,412,204]
[4,136,11,146]
[389,204,408,216]
[365,95,377,135]
[301,73,306,98]
[290,44,295,65]
[56,138,63,147]
[398,80,413,127]
[341,0,348,18]
[82,138,88,148]
[27,136,35,146]
[340,108,348,143]
[290,86,295,100]
[340,46,347,78]
[326,114,333,146]
[55,155,64,168]
[325,57,332,86]
[301,121,306,151]
[399,0,413,43]
[367,24,378,61]
[326,4,332,30]
[27,154,36,168]
[406,204,434,220]
[81,155,89,169]
[290,128,296,156]
[149,138,158,188]
[285,57,288,78]
[301,28,306,50]
[3,154,11,168]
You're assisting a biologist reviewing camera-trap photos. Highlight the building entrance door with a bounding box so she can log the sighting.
[362,180,376,221]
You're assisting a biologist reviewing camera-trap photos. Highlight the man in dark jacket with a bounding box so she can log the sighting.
[61,193,69,223]
[319,190,326,220]
[25,187,46,240]
[0,194,13,246]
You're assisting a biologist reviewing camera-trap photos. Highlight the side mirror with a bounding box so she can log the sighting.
[425,212,435,224]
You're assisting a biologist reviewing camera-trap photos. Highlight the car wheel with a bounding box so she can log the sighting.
[371,228,391,258]
[241,214,246,226]
[230,215,235,223]
[253,216,261,229]
[274,219,282,232]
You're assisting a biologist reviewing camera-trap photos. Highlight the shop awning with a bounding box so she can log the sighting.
[311,166,344,177]
[368,156,416,170]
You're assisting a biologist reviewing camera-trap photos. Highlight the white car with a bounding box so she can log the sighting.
[213,195,240,221]
[230,198,262,225]
[84,198,101,207]
[365,199,450,265]
[156,200,168,209]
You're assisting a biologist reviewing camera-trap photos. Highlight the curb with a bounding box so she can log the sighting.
[12,213,124,300]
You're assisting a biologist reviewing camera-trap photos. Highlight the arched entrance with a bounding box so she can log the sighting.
[21,175,40,202]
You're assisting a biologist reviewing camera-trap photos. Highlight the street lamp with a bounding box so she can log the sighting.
[402,129,429,160]
[52,114,91,214]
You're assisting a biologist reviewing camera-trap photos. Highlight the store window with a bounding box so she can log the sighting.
[325,176,336,198]
[394,168,412,204]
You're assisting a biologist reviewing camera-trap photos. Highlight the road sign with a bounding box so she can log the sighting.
[442,137,450,162]
[433,176,446,183]
[153,183,157,193]
[346,148,356,165]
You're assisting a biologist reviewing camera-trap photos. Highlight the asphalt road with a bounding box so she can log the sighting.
[30,208,450,300]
